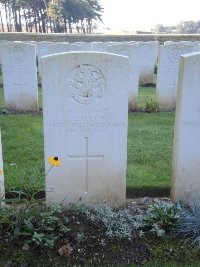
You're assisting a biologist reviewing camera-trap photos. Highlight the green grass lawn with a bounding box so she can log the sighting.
[137,86,157,108]
[0,82,175,196]
[127,111,174,195]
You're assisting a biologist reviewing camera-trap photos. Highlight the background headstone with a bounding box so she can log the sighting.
[172,52,200,204]
[107,43,140,109]
[37,41,54,74]
[92,42,106,52]
[139,41,158,86]
[156,43,193,110]
[48,43,82,55]
[41,52,129,206]
[74,42,93,51]
[2,42,38,112]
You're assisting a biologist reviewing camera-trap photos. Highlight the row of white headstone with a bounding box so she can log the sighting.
[1,40,200,112]
[1,50,200,206]
[0,40,158,111]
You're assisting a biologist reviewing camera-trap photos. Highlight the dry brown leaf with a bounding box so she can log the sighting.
[58,243,73,257]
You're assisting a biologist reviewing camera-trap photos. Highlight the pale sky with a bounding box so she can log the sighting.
[98,0,200,31]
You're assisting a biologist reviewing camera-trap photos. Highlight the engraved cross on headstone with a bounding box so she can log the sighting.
[68,137,104,193]
[13,58,27,94]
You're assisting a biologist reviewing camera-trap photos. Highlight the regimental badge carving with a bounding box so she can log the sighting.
[168,47,184,63]
[14,47,24,60]
[66,64,105,104]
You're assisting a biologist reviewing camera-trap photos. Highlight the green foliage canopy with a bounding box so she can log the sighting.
[0,0,104,33]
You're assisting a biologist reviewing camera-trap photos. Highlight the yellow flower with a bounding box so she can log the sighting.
[0,170,3,176]
[48,156,61,167]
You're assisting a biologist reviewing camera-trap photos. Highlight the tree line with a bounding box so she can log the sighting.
[0,0,103,33]
[152,21,200,34]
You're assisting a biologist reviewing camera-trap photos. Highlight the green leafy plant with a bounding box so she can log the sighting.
[138,200,183,236]
[0,203,70,249]
[144,99,160,113]
[154,64,158,74]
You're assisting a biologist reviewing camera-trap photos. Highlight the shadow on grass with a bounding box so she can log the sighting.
[127,186,170,198]
[5,187,171,201]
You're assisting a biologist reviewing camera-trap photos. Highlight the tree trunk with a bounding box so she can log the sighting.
[4,3,10,32]
[12,4,19,32]
[68,18,72,33]
[9,7,13,31]
[23,10,29,32]
[0,7,4,32]
[88,19,92,34]
[35,9,42,33]
[49,17,53,33]
[34,11,38,33]
[18,9,22,32]
[39,9,46,33]
[64,18,68,33]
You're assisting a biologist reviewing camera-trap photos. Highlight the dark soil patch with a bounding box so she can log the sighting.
[63,208,150,266]
[126,187,170,198]
[1,197,200,267]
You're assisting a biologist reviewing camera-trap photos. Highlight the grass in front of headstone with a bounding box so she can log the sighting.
[0,111,174,198]
[137,86,157,109]
[1,114,44,196]
[0,80,173,196]
[127,111,175,197]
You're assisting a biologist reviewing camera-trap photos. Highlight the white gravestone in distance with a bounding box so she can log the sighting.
[171,52,200,204]
[180,41,200,52]
[0,41,12,67]
[139,41,158,86]
[74,42,93,51]
[156,43,193,110]
[107,43,140,110]
[37,41,54,75]
[92,42,106,52]
[0,130,5,200]
[41,52,129,206]
[48,43,82,55]
[2,43,38,111]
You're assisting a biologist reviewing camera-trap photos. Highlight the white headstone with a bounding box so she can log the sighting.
[183,41,200,52]
[139,41,158,86]
[74,42,93,51]
[2,42,38,111]
[25,41,39,56]
[38,41,54,74]
[156,43,193,110]
[164,41,177,45]
[0,130,5,200]
[38,41,54,57]
[48,43,82,55]
[41,52,129,206]
[171,52,200,204]
[192,41,200,52]
[92,42,106,52]
[0,41,12,67]
[107,43,140,109]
